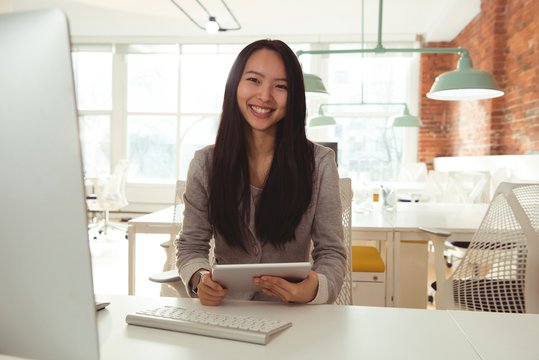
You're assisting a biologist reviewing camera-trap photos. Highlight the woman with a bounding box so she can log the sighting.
[176,39,345,306]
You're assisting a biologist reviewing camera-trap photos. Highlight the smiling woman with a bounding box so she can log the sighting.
[176,39,347,307]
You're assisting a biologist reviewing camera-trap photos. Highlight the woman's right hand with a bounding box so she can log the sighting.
[196,272,227,306]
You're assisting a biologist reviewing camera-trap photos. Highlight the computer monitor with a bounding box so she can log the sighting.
[0,9,100,360]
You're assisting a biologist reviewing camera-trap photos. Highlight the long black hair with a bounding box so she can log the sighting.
[209,39,314,250]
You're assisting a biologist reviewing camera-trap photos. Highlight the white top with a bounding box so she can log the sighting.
[95,295,539,360]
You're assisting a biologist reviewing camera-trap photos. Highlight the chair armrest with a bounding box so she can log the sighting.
[418,227,454,309]
[159,240,171,249]
[419,227,451,238]
[149,270,180,284]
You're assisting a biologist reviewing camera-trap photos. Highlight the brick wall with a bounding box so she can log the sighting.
[418,0,539,167]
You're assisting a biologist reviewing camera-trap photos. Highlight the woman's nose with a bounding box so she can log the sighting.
[256,84,272,101]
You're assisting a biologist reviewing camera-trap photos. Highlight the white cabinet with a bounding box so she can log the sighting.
[352,272,385,307]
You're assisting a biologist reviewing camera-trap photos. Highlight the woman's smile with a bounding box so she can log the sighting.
[249,104,274,116]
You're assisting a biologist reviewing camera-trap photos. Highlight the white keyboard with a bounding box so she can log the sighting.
[125,306,292,345]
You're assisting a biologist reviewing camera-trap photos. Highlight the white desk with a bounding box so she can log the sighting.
[97,295,492,360]
[351,209,395,305]
[447,310,539,360]
[127,203,488,306]
[127,206,176,295]
[126,206,390,296]
[392,202,487,306]
[351,202,488,307]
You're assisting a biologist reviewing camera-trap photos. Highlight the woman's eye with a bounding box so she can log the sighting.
[276,84,288,90]
[246,77,259,83]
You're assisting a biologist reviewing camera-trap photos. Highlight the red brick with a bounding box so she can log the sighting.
[418,0,539,164]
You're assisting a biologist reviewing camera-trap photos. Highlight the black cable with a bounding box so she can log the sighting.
[169,0,241,32]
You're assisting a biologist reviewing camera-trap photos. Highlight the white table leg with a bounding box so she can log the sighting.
[392,231,401,307]
[384,230,395,307]
[127,223,136,295]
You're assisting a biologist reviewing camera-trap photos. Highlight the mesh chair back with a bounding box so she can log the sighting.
[172,180,186,240]
[170,179,215,267]
[449,182,539,313]
[335,178,353,305]
[159,180,186,296]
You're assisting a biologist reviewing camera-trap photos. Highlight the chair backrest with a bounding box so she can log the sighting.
[94,159,128,210]
[397,162,428,182]
[335,178,353,305]
[426,170,491,203]
[445,182,539,313]
[163,180,186,271]
[159,180,187,297]
[172,180,186,235]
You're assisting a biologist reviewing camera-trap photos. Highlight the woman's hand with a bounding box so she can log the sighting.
[253,270,319,303]
[197,272,227,306]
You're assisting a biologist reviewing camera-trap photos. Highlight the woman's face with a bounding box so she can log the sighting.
[236,49,288,136]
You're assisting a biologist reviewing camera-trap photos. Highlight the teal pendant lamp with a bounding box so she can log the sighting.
[308,101,336,126]
[309,102,420,127]
[427,52,504,101]
[303,73,328,94]
[392,105,422,127]
[297,0,504,102]
[309,114,336,127]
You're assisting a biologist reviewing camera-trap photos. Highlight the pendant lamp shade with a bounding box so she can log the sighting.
[303,73,328,94]
[392,106,422,127]
[427,52,504,101]
[309,114,336,127]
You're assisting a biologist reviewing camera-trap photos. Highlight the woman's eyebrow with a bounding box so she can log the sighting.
[244,70,287,82]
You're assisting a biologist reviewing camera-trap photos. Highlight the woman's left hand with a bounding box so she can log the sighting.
[253,270,319,303]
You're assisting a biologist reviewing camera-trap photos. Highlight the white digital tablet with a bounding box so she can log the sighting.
[212,262,311,293]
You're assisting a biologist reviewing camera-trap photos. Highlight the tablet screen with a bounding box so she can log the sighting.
[212,262,311,293]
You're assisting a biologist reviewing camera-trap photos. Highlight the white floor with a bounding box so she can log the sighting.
[89,221,168,297]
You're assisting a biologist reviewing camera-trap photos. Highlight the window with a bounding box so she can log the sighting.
[306,43,417,184]
[127,115,177,182]
[71,41,419,209]
[126,48,179,183]
[176,44,241,179]
[72,49,112,177]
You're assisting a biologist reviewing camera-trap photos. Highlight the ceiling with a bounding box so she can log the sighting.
[9,0,480,43]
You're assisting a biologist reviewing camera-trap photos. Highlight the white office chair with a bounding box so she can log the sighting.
[421,182,539,313]
[150,178,354,304]
[397,162,428,182]
[149,180,189,297]
[87,159,128,240]
[426,170,491,204]
[334,177,353,305]
[425,170,492,267]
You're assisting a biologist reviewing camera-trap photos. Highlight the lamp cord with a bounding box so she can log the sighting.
[170,0,241,32]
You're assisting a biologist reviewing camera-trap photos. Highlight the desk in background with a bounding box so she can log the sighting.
[127,206,176,295]
[391,202,487,308]
[96,295,539,360]
[352,202,487,307]
[127,203,488,307]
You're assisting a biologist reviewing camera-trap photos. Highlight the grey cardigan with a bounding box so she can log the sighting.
[176,143,346,304]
